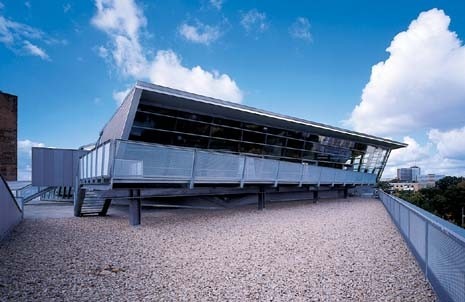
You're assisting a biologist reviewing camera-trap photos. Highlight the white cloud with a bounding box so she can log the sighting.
[0,15,57,59]
[240,9,268,33]
[210,0,223,10]
[24,1,31,9]
[17,139,45,180]
[382,136,465,179]
[23,40,49,60]
[92,0,148,77]
[149,50,243,102]
[347,9,465,136]
[92,0,243,103]
[112,88,131,106]
[18,139,45,156]
[63,3,71,13]
[97,45,109,58]
[428,127,465,160]
[289,17,312,42]
[179,22,221,45]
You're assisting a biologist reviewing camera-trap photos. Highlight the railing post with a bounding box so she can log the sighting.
[240,156,247,188]
[274,161,280,187]
[317,167,322,187]
[298,163,304,187]
[425,221,429,278]
[189,149,197,189]
[109,140,117,179]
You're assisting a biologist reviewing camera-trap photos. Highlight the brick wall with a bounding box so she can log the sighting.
[0,92,17,181]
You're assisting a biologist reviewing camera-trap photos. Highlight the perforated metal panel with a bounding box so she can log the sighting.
[399,204,409,237]
[301,165,320,183]
[379,191,465,302]
[277,161,301,182]
[114,141,193,179]
[194,151,243,181]
[319,167,335,184]
[428,225,465,302]
[244,157,278,182]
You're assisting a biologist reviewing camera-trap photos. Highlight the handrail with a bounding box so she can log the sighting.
[378,190,465,302]
[379,190,465,245]
[79,139,378,187]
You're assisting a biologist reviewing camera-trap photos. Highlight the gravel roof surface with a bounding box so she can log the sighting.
[0,198,435,301]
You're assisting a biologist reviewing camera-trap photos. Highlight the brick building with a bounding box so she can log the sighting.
[0,92,17,181]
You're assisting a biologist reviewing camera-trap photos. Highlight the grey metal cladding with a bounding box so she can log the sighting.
[121,88,142,140]
[98,87,141,144]
[32,148,88,187]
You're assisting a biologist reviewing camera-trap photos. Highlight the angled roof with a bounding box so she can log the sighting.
[97,80,407,149]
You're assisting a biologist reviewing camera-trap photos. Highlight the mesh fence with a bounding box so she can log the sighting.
[379,191,465,302]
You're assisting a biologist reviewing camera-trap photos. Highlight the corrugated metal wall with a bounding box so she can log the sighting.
[32,148,88,187]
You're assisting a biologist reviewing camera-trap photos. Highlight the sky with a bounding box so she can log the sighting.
[1,0,465,180]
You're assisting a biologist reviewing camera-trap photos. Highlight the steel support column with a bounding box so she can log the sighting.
[313,190,319,203]
[129,189,141,226]
[99,198,112,216]
[73,187,86,217]
[343,187,349,199]
[258,186,265,210]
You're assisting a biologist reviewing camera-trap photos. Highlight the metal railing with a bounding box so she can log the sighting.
[79,139,378,186]
[379,191,465,302]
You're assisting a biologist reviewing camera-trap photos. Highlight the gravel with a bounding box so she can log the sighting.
[0,198,435,301]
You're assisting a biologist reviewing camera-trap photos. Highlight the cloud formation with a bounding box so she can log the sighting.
[92,0,242,103]
[209,0,223,10]
[348,9,465,136]
[179,22,221,45]
[23,40,49,60]
[240,9,268,34]
[383,134,465,179]
[17,139,46,180]
[0,13,58,60]
[289,17,312,42]
[345,9,465,178]
[428,127,465,160]
[149,50,243,102]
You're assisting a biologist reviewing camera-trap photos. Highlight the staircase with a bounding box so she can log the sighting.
[75,190,111,217]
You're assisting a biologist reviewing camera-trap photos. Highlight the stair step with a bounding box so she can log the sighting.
[81,211,102,216]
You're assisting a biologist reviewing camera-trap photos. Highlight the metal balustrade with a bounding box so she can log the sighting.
[379,191,465,302]
[79,140,377,187]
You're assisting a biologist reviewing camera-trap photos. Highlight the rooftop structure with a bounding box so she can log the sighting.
[0,91,17,181]
[29,81,405,224]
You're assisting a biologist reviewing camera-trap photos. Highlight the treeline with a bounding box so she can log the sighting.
[393,176,465,228]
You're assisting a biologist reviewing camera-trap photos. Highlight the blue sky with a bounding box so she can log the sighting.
[1,0,465,179]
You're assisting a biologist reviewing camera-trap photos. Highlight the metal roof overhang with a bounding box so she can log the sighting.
[135,81,407,150]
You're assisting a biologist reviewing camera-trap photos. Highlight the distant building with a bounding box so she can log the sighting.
[411,166,420,182]
[0,92,17,181]
[390,182,436,192]
[390,172,446,192]
[417,174,445,183]
[397,166,421,182]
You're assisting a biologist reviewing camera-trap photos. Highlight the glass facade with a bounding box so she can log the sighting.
[128,101,390,178]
